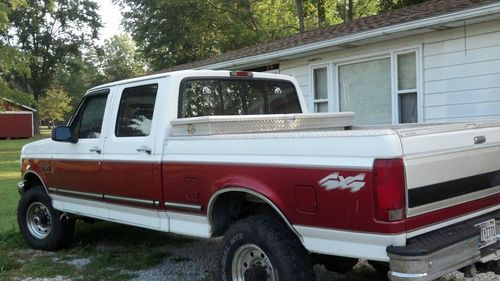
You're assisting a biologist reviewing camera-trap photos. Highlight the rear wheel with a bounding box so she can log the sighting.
[17,186,75,250]
[219,215,314,281]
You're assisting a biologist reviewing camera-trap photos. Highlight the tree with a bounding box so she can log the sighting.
[336,0,379,22]
[379,0,429,12]
[0,0,32,108]
[118,0,265,70]
[3,0,101,102]
[2,0,101,133]
[38,87,72,126]
[102,34,146,82]
[50,51,106,115]
[0,0,26,31]
[295,0,305,32]
[119,0,341,70]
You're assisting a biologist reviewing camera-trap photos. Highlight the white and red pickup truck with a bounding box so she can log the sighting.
[17,70,499,281]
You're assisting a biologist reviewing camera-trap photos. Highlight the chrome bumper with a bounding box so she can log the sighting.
[388,211,500,281]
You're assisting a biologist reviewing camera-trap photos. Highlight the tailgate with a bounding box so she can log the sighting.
[397,121,500,217]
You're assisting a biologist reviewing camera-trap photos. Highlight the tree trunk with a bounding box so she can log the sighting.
[295,0,305,32]
[347,0,354,21]
[33,112,41,135]
[317,0,326,27]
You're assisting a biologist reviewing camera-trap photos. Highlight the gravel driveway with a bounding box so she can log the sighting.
[131,237,500,281]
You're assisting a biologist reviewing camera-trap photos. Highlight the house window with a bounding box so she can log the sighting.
[338,57,392,125]
[396,52,417,123]
[311,48,420,124]
[312,67,328,112]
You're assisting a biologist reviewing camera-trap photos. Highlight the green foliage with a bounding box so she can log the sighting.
[0,45,30,76]
[51,51,106,111]
[102,34,146,82]
[117,0,388,71]
[0,0,27,31]
[3,0,102,100]
[0,79,35,108]
[38,88,72,123]
[118,0,263,70]
[378,0,429,12]
[0,0,30,107]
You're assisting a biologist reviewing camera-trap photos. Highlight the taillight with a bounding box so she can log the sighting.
[373,158,406,222]
[229,71,253,77]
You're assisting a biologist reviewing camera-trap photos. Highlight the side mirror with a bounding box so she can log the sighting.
[52,126,77,143]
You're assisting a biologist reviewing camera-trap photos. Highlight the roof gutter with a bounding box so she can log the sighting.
[198,2,500,70]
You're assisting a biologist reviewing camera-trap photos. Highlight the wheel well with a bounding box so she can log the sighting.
[22,172,45,193]
[209,190,298,239]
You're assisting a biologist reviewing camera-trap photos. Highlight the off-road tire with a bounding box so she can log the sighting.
[17,186,75,250]
[219,215,314,281]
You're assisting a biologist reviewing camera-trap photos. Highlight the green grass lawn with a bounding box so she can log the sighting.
[0,132,463,281]
[0,133,196,281]
[0,138,43,232]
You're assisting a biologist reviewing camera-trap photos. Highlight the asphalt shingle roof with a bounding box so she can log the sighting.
[165,0,500,71]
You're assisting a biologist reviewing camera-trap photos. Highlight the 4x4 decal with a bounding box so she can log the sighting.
[318,172,366,193]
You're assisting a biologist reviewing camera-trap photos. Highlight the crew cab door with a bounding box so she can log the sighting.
[52,90,111,196]
[100,81,163,214]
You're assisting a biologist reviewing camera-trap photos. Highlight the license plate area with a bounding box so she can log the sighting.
[475,219,497,249]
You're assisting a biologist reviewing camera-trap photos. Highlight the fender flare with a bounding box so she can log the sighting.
[21,170,49,194]
[207,187,302,241]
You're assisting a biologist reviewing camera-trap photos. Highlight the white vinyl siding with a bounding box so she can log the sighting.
[270,19,500,123]
[423,23,500,122]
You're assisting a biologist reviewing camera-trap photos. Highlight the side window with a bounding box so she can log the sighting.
[396,52,418,123]
[70,94,108,139]
[266,80,301,114]
[116,84,158,137]
[312,67,329,113]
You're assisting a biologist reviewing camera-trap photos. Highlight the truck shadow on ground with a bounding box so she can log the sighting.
[2,220,470,281]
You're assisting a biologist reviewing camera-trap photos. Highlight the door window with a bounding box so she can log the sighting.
[70,94,108,139]
[115,84,158,137]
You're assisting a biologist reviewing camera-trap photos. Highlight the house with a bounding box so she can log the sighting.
[169,0,500,125]
[0,97,36,139]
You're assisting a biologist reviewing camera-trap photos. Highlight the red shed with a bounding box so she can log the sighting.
[0,97,36,139]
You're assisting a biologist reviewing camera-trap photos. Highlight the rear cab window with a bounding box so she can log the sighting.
[178,78,301,118]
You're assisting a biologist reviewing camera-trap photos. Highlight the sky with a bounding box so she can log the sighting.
[97,0,124,44]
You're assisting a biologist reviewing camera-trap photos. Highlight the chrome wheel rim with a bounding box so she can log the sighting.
[26,202,52,239]
[232,243,276,281]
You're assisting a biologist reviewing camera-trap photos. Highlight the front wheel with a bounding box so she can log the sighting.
[219,215,314,281]
[17,186,75,250]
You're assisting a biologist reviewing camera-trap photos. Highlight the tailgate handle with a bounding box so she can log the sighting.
[474,136,486,145]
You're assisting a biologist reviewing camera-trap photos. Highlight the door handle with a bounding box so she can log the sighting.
[474,136,486,144]
[137,146,152,154]
[89,146,101,154]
